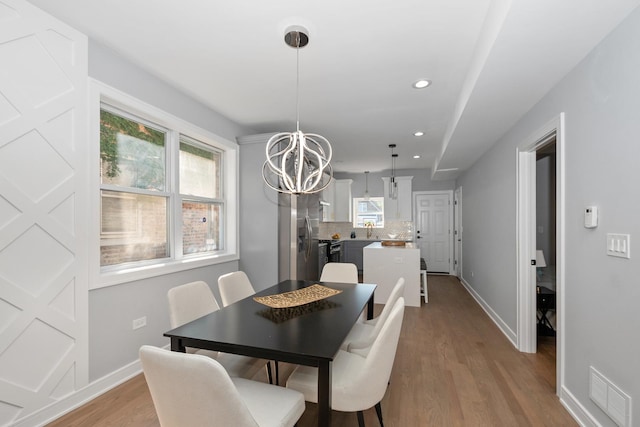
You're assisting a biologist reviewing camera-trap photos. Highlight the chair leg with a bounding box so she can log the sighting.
[356,411,365,427]
[266,361,273,384]
[375,402,384,426]
[275,360,280,386]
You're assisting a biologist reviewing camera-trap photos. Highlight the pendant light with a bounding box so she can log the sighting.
[364,171,370,201]
[389,144,398,200]
[262,26,333,194]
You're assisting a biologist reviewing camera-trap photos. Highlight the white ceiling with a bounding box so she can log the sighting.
[28,0,640,177]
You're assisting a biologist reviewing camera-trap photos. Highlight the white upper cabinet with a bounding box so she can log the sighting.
[382,176,413,221]
[322,179,352,222]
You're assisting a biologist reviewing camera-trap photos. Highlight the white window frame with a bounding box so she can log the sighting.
[89,79,238,289]
[352,196,385,228]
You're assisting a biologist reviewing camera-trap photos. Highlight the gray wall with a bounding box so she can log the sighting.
[237,139,279,291]
[87,41,256,380]
[457,6,640,425]
[89,263,238,380]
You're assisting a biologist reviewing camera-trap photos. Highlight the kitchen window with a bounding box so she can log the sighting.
[92,80,238,287]
[352,197,384,228]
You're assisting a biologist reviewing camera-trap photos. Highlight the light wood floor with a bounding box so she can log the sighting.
[48,275,575,427]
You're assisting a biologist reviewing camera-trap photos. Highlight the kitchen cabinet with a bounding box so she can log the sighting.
[342,239,379,273]
[322,179,352,222]
[381,176,413,221]
[322,181,335,221]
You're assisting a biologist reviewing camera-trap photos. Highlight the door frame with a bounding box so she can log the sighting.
[516,113,565,396]
[413,190,454,275]
[454,187,462,277]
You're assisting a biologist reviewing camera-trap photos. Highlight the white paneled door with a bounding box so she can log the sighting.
[414,192,452,273]
[0,1,88,424]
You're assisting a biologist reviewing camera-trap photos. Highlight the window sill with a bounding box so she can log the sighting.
[91,252,239,289]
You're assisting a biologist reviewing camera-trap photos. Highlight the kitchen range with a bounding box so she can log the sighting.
[317,239,341,278]
[327,240,342,263]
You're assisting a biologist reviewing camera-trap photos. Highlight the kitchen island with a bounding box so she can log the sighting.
[363,242,421,307]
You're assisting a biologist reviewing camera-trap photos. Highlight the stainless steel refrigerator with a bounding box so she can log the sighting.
[278,193,320,282]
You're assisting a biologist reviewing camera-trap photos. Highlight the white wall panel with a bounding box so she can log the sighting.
[0,0,88,424]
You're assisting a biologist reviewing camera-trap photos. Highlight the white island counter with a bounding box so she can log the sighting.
[363,242,421,307]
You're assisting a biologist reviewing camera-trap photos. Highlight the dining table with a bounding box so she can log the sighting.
[164,279,376,427]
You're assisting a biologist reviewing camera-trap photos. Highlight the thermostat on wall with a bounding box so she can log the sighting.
[584,206,598,228]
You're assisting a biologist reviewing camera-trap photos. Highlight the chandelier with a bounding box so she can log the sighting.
[389,144,398,199]
[262,26,333,194]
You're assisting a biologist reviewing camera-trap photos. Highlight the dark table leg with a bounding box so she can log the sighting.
[170,337,186,352]
[317,360,332,427]
[367,293,375,320]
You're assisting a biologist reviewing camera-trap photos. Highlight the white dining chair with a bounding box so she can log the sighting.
[167,281,269,381]
[341,277,405,356]
[217,271,279,385]
[218,271,256,306]
[320,262,358,283]
[140,345,305,427]
[286,297,405,427]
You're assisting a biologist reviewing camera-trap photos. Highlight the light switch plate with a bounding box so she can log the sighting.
[607,234,630,259]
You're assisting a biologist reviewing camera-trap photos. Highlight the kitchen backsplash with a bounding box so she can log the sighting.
[319,220,414,241]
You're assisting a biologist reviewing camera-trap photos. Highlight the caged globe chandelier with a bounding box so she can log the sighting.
[262,26,333,194]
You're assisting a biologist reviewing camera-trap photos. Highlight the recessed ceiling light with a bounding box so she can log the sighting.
[413,155,421,159]
[414,131,424,137]
[413,79,431,89]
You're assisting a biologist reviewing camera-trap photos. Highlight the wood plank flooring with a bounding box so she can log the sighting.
[48,275,575,427]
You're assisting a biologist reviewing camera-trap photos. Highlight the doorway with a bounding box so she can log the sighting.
[413,191,453,274]
[516,113,565,396]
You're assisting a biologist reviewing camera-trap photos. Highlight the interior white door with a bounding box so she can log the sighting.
[414,192,452,273]
[0,1,88,424]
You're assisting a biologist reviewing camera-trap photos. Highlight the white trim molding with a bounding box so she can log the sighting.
[460,277,517,347]
[560,386,601,427]
[515,113,565,396]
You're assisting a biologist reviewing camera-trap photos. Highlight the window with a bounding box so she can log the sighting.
[179,137,223,255]
[99,107,170,267]
[92,81,238,287]
[352,197,384,228]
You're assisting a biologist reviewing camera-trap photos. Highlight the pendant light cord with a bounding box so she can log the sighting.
[295,32,300,133]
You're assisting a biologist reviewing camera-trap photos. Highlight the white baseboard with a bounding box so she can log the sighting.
[11,343,172,427]
[459,277,518,348]
[559,385,602,427]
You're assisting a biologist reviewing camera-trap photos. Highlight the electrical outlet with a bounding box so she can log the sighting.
[132,316,147,330]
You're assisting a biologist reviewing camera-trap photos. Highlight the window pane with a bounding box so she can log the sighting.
[180,138,221,198]
[100,108,166,191]
[100,190,168,266]
[182,200,222,254]
[352,197,384,228]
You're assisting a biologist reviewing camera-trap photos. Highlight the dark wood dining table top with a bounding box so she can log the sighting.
[164,280,376,365]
